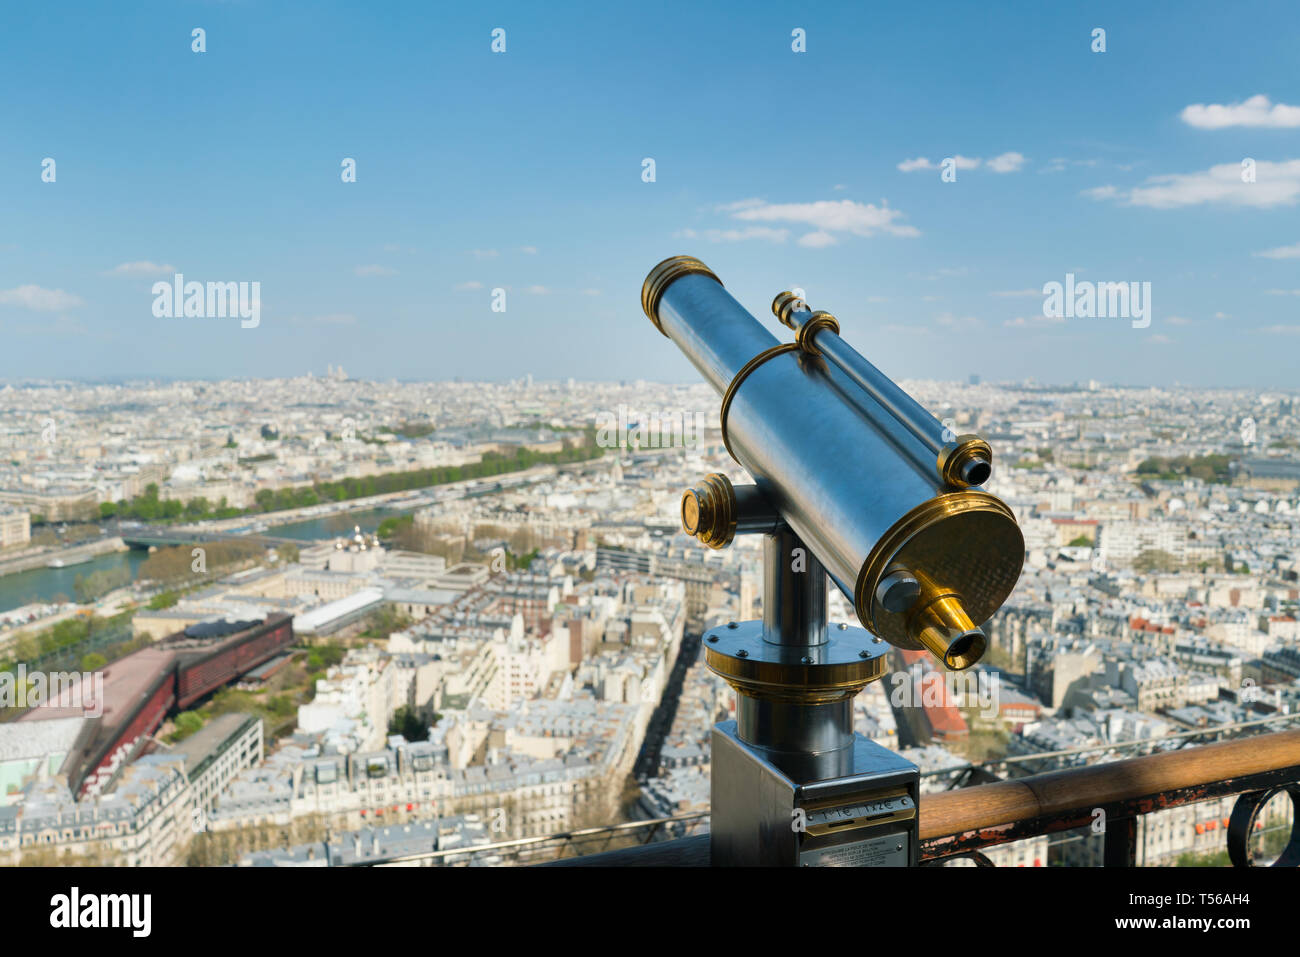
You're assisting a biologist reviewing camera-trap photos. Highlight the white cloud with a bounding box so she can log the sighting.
[1166,315,1194,326]
[1254,241,1300,259]
[832,183,847,191]
[677,226,789,243]
[987,152,1026,173]
[1146,334,1173,345]
[797,230,837,248]
[730,198,919,238]
[526,285,551,295]
[580,288,601,296]
[991,288,1040,298]
[900,156,981,171]
[1261,324,1300,334]
[105,261,175,277]
[1265,288,1300,296]
[714,198,767,212]
[1181,94,1300,129]
[712,226,788,243]
[0,285,83,311]
[1081,185,1119,200]
[520,246,538,255]
[355,264,397,277]
[686,196,919,249]
[454,281,483,291]
[1084,159,1300,209]
[470,249,498,259]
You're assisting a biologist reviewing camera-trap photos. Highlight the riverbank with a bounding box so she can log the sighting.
[0,536,128,577]
[189,462,571,534]
[0,542,145,618]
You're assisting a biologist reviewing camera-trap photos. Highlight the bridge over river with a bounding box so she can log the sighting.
[120,526,305,550]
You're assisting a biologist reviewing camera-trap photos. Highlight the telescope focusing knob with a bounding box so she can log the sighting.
[938,434,993,489]
[681,473,738,549]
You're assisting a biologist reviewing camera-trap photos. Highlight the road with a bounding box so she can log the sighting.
[632,630,704,781]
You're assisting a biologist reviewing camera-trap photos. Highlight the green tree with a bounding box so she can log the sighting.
[1134,549,1180,573]
[388,706,429,742]
[171,711,205,742]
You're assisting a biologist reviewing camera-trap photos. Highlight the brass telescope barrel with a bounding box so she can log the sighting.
[642,256,1025,669]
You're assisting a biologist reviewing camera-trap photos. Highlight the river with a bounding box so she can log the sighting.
[0,469,558,615]
[262,506,404,542]
[0,549,150,614]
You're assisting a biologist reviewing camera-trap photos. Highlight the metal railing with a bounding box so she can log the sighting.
[919,727,1300,867]
[537,727,1300,867]
[352,812,711,867]
[337,721,1300,867]
[923,711,1300,786]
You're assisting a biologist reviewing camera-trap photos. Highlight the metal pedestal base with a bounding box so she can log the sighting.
[711,721,919,867]
[700,523,919,866]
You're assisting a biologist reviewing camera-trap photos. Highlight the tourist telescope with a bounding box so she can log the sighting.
[641,255,1026,866]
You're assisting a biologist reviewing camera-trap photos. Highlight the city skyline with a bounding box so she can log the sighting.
[3,1,1299,387]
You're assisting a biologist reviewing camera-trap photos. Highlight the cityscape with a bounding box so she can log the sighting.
[1,373,1297,868]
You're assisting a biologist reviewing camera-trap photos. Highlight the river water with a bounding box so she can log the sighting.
[0,506,406,615]
[262,506,401,542]
[0,550,150,613]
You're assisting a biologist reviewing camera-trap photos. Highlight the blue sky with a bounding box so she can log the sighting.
[2,0,1298,386]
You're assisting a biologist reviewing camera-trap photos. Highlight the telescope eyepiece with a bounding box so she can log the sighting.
[905,571,987,671]
[943,630,988,671]
[771,291,809,328]
[938,435,994,489]
[960,458,992,487]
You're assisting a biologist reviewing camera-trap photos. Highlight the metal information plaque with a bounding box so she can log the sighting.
[799,833,909,868]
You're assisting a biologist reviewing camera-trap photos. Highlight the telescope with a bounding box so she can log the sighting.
[641,255,1025,866]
